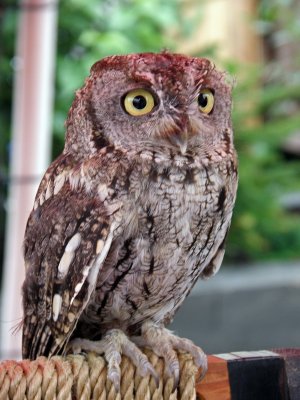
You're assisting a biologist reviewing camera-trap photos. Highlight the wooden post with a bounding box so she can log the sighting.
[197,349,300,400]
[177,0,263,64]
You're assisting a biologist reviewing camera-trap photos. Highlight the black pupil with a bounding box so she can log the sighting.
[132,95,147,109]
[198,93,208,108]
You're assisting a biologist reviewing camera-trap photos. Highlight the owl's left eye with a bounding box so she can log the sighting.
[123,89,155,116]
[197,89,215,114]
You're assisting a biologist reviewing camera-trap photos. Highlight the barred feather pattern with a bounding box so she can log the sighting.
[22,52,238,360]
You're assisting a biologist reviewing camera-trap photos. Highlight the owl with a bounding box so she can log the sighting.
[22,52,238,388]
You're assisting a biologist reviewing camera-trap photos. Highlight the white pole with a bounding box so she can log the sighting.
[0,0,58,359]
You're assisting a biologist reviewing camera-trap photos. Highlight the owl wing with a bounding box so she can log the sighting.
[200,225,229,280]
[22,169,121,359]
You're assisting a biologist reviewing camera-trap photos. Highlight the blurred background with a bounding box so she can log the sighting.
[0,0,300,359]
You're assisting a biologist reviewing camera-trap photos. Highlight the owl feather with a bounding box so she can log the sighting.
[22,53,238,385]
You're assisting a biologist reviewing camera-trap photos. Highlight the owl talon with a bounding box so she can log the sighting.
[68,329,158,390]
[132,323,207,388]
[168,334,208,379]
[146,364,160,387]
[167,358,180,389]
[108,369,121,392]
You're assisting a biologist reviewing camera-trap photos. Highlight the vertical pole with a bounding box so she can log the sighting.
[0,0,58,359]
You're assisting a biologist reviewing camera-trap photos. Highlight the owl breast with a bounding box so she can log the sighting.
[79,152,237,337]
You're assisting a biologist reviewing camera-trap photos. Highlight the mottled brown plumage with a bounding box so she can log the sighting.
[22,52,238,386]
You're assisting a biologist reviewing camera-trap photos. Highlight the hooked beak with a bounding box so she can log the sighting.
[168,131,188,155]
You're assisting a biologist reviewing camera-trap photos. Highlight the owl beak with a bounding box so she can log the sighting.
[168,131,188,155]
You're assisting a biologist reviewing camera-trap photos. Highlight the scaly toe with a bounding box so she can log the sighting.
[108,365,121,392]
[68,334,123,390]
[106,349,122,391]
[135,323,207,386]
[120,334,159,385]
[67,329,158,390]
[168,334,208,379]
[133,325,181,387]
[159,344,180,386]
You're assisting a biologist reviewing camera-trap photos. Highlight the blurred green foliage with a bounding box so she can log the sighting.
[228,71,300,261]
[1,0,300,263]
[53,0,186,154]
[226,0,300,261]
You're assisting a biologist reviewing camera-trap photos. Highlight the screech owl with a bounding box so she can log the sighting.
[22,52,238,387]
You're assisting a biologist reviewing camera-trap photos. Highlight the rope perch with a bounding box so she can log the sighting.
[0,350,199,400]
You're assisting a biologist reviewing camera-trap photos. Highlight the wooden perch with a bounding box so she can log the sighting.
[197,348,300,400]
[0,348,299,399]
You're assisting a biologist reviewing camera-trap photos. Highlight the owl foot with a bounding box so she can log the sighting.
[132,323,207,388]
[68,329,158,391]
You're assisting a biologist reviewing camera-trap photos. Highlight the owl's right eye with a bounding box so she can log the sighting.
[123,89,155,116]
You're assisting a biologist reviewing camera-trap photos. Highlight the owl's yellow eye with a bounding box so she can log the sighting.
[197,89,215,114]
[123,89,155,116]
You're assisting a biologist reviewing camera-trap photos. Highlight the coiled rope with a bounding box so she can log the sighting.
[0,350,199,400]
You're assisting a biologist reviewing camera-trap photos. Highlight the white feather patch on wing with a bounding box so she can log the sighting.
[45,182,52,200]
[53,294,63,321]
[66,232,82,252]
[86,223,116,298]
[71,265,91,304]
[96,239,104,254]
[54,172,67,195]
[69,222,116,306]
[58,233,81,278]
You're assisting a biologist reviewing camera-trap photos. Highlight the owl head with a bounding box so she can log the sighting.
[65,52,233,159]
